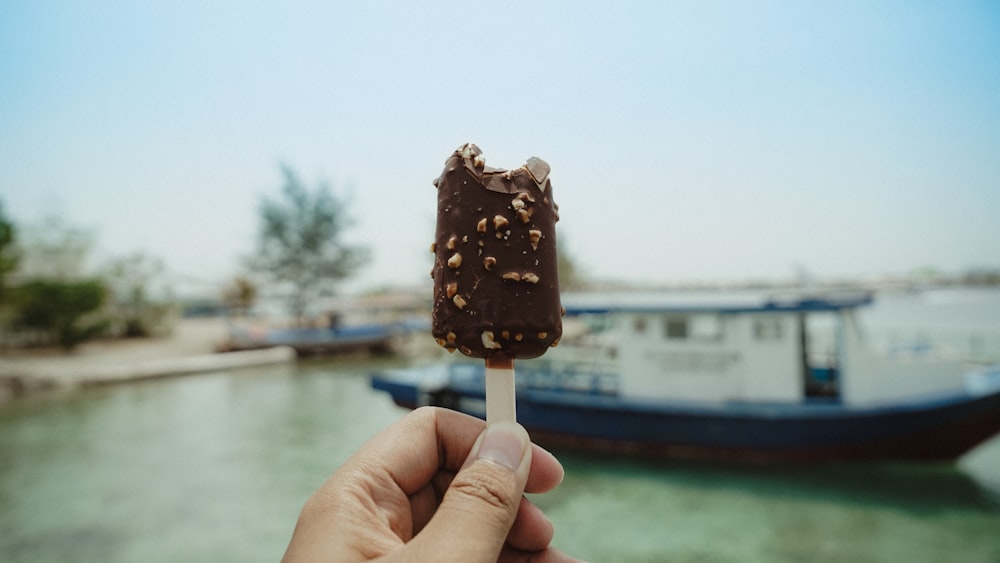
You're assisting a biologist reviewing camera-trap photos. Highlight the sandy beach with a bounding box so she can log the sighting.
[0,317,294,399]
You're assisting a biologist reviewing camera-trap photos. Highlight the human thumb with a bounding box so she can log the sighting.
[410,422,532,562]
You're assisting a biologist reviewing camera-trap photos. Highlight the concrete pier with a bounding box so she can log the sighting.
[0,318,295,399]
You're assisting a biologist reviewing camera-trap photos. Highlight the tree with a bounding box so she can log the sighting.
[1,213,107,349]
[222,275,258,317]
[101,253,174,337]
[557,233,588,291]
[247,165,369,324]
[0,202,19,301]
[15,216,95,281]
[11,279,108,349]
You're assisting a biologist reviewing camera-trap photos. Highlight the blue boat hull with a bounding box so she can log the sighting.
[226,323,408,355]
[515,389,1000,461]
[371,365,1000,462]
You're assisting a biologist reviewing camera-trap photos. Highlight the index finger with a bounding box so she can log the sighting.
[350,407,563,495]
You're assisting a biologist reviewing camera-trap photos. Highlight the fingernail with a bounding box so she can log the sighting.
[476,422,528,470]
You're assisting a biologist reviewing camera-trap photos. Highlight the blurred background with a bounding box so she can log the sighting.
[2,1,997,297]
[1,2,999,562]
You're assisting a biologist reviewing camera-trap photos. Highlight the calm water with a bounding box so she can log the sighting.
[2,289,1000,562]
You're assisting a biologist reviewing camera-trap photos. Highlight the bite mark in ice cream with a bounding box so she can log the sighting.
[430,143,563,360]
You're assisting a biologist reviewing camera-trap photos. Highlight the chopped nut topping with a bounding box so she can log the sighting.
[550,337,561,348]
[452,295,467,309]
[502,272,521,281]
[434,338,446,347]
[537,332,548,340]
[511,199,525,211]
[493,215,509,231]
[476,218,488,234]
[446,332,457,343]
[515,333,523,341]
[446,282,458,298]
[481,331,502,350]
[517,209,531,223]
[447,253,462,268]
[529,229,542,250]
[460,346,472,355]
[523,273,540,284]
[525,156,550,185]
[501,330,510,339]
[429,242,437,253]
[483,256,496,270]
[446,235,457,250]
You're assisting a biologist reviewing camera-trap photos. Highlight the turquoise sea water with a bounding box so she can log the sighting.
[1,358,998,563]
[3,288,1000,562]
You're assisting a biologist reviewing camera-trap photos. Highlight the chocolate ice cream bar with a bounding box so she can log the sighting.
[430,143,563,360]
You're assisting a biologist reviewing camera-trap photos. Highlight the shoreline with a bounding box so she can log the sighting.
[0,317,295,401]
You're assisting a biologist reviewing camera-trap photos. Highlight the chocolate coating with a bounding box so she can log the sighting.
[431,143,562,360]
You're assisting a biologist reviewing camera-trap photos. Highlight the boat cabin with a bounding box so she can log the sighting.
[551,292,967,407]
[372,291,1000,461]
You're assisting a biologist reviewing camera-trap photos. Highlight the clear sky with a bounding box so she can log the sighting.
[2,1,998,297]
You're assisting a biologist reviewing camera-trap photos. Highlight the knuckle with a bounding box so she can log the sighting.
[449,467,519,513]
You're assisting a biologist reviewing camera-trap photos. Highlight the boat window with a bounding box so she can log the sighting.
[753,317,783,340]
[664,318,687,339]
[586,316,611,334]
[692,315,723,341]
[805,312,838,366]
[664,315,723,341]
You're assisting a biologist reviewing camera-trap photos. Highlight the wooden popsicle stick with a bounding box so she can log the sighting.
[484,356,516,425]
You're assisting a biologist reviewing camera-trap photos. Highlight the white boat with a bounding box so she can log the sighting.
[372,292,1000,461]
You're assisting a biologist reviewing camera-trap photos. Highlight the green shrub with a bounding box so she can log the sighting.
[11,279,108,349]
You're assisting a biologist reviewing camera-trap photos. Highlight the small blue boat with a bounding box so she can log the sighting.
[372,292,1000,461]
[225,320,422,356]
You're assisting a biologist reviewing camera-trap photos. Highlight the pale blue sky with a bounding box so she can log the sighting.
[2,1,998,296]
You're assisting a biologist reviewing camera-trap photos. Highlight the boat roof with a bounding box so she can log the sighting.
[562,290,874,316]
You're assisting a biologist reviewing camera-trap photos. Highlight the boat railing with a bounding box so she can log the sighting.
[445,354,619,396]
[517,357,619,396]
[868,327,1000,365]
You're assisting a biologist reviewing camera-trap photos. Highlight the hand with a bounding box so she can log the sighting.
[282,406,581,563]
